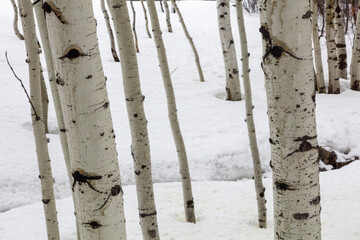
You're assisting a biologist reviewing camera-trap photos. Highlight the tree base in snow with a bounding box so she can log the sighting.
[319,146,359,171]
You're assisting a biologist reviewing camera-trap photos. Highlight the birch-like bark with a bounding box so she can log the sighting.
[217,0,242,101]
[312,0,326,93]
[44,1,127,239]
[163,0,173,32]
[101,0,120,62]
[129,0,140,53]
[107,0,160,239]
[236,0,266,229]
[146,0,196,223]
[170,0,204,82]
[18,0,60,239]
[326,0,341,93]
[334,0,347,79]
[10,0,24,40]
[350,5,360,91]
[140,0,152,38]
[259,1,322,239]
[40,64,49,133]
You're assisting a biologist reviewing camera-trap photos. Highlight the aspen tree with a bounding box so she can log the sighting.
[170,0,205,82]
[217,0,242,101]
[350,5,360,91]
[44,0,127,239]
[312,0,326,93]
[163,0,173,32]
[326,0,341,93]
[101,0,120,62]
[236,0,266,228]
[39,64,49,133]
[146,0,196,223]
[140,0,152,38]
[129,0,140,53]
[334,0,347,79]
[17,0,60,238]
[259,0,322,239]
[107,0,160,239]
[10,0,23,40]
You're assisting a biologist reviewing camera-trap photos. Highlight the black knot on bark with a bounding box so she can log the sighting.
[259,25,270,41]
[111,185,123,196]
[293,212,309,220]
[310,195,321,205]
[186,200,194,208]
[148,230,157,238]
[86,221,102,229]
[42,2,52,13]
[302,10,312,19]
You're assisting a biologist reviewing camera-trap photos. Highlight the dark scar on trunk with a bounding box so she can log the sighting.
[72,170,103,193]
[42,1,68,24]
[95,185,123,211]
[83,221,102,229]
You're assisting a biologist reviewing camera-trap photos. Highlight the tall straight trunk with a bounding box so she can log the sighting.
[40,63,49,133]
[32,0,80,238]
[44,1,127,239]
[259,1,322,239]
[18,0,60,239]
[159,0,165,12]
[10,0,24,40]
[107,0,160,239]
[101,0,120,62]
[170,0,205,82]
[326,0,341,93]
[312,0,326,93]
[334,0,348,79]
[130,0,140,53]
[236,0,266,229]
[140,0,152,38]
[217,0,242,101]
[163,0,173,32]
[350,5,360,90]
[146,0,196,223]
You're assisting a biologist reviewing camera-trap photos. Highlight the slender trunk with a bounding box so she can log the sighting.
[101,0,120,62]
[108,1,160,239]
[170,0,204,82]
[236,0,266,229]
[312,0,326,93]
[40,63,49,133]
[44,0,127,238]
[163,0,173,32]
[217,0,242,101]
[259,1,322,239]
[10,0,24,40]
[140,0,152,38]
[350,5,360,90]
[326,0,341,93]
[146,0,196,224]
[18,0,60,239]
[159,0,164,12]
[334,0,348,79]
[130,0,140,53]
[32,0,80,238]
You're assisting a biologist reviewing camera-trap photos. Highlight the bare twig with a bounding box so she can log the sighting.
[170,66,178,75]
[5,51,40,121]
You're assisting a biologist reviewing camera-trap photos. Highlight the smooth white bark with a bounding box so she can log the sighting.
[140,0,152,38]
[236,0,266,228]
[10,0,24,40]
[129,0,140,53]
[107,0,160,239]
[259,1,322,239]
[350,5,360,91]
[44,0,127,239]
[334,0,347,79]
[217,0,242,101]
[146,0,196,223]
[101,0,120,62]
[18,0,60,238]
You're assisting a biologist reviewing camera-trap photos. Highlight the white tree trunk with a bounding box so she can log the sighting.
[312,0,326,93]
[170,0,205,82]
[146,0,196,223]
[334,0,347,79]
[163,0,173,32]
[18,0,60,239]
[217,0,242,101]
[236,0,267,229]
[140,0,152,38]
[129,0,140,53]
[326,0,340,93]
[107,0,160,239]
[44,0,127,239]
[259,1,322,239]
[10,0,24,40]
[350,5,360,91]
[40,63,49,133]
[101,0,120,62]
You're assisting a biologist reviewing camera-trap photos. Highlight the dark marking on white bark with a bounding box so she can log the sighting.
[310,195,321,205]
[275,181,296,191]
[72,170,103,193]
[42,199,50,204]
[148,230,157,238]
[139,211,157,218]
[59,47,85,60]
[84,220,102,229]
[293,212,309,220]
[42,1,68,24]
[186,199,194,209]
[302,10,312,19]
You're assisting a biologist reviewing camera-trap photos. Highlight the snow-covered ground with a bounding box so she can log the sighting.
[0,1,359,239]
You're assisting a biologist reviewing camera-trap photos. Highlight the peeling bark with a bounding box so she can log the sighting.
[10,0,24,40]
[18,0,60,238]
[146,0,196,224]
[236,0,266,228]
[108,0,160,239]
[217,0,242,101]
[334,0,347,79]
[101,0,120,62]
[259,1,322,239]
[350,6,360,91]
[170,0,205,82]
[163,0,173,32]
[44,0,127,238]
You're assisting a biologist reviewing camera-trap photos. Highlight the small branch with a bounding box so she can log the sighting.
[170,66,178,75]
[5,51,40,121]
